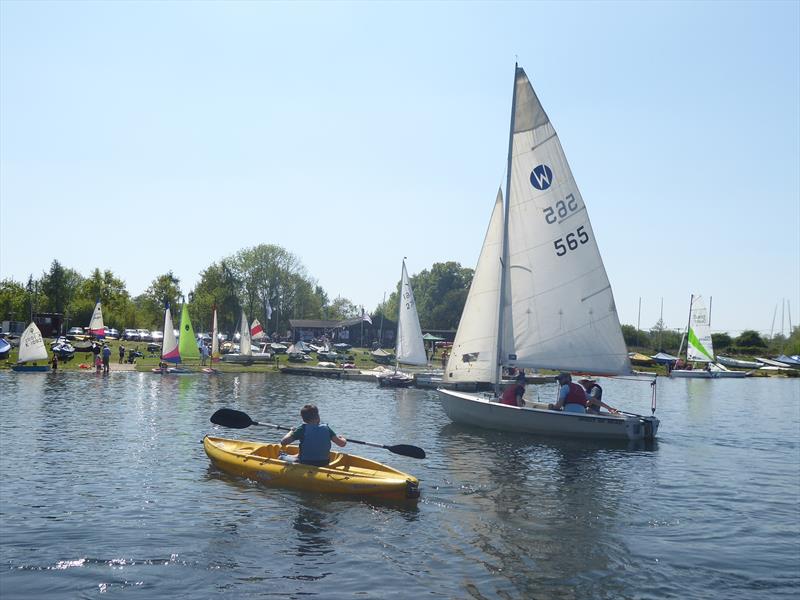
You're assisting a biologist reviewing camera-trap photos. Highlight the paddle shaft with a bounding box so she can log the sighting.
[210,408,425,459]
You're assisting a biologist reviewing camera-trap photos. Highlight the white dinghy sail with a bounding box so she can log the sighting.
[378,259,427,387]
[437,65,658,441]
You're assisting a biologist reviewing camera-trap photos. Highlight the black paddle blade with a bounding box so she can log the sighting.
[210,408,255,429]
[387,444,426,459]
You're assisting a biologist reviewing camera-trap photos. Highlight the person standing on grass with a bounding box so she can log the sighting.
[102,343,111,373]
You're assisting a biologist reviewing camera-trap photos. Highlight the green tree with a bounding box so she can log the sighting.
[40,260,83,316]
[384,262,473,330]
[0,279,29,322]
[190,261,240,335]
[734,330,766,349]
[326,296,359,320]
[621,324,650,349]
[711,332,732,352]
[140,272,182,329]
[72,268,133,331]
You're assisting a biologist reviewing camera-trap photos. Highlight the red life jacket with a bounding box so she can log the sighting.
[564,382,587,407]
[500,384,524,406]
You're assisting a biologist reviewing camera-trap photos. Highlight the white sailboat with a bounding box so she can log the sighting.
[12,322,50,372]
[88,301,105,339]
[438,65,659,441]
[211,308,221,363]
[670,295,749,378]
[378,259,427,388]
[222,309,272,364]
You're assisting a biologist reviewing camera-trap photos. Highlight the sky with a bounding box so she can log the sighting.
[1,1,798,336]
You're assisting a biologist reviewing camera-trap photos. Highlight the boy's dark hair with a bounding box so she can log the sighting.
[300,404,319,423]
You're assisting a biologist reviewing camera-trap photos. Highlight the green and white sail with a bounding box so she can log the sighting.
[178,304,200,361]
[686,295,714,362]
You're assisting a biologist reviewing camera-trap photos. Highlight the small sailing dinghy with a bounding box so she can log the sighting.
[438,65,659,441]
[153,303,192,374]
[12,322,50,372]
[222,310,272,364]
[670,295,749,378]
[378,259,427,388]
[88,301,105,339]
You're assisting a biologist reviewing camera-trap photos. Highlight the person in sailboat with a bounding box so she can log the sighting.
[548,373,587,413]
[578,378,619,415]
[499,371,527,407]
[280,404,347,467]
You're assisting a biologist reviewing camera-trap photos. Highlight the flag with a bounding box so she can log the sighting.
[362,307,372,325]
[266,298,273,320]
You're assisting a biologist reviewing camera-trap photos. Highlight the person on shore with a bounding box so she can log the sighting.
[119,344,125,364]
[102,344,111,373]
[499,371,527,407]
[94,354,103,372]
[548,372,587,413]
[280,404,347,466]
[92,341,101,366]
[200,342,209,366]
[51,354,58,370]
[579,378,619,415]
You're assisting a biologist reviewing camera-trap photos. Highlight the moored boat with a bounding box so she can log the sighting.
[203,436,420,501]
[11,322,50,372]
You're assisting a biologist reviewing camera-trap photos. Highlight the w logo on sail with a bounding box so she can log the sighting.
[530,164,554,190]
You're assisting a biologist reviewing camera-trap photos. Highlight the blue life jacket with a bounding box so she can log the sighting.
[298,423,333,465]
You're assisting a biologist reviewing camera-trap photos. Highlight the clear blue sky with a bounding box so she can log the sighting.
[1,1,798,336]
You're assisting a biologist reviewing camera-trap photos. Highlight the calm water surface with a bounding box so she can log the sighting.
[0,371,798,599]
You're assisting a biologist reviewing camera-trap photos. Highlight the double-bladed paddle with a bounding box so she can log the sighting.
[210,408,426,459]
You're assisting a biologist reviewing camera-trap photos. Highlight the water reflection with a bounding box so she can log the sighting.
[292,504,335,558]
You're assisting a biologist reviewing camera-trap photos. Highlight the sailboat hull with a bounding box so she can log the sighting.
[437,389,658,441]
[670,369,749,379]
[12,365,50,372]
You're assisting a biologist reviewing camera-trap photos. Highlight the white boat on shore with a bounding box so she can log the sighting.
[437,65,658,441]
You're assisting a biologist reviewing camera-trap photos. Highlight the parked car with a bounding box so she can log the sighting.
[105,327,120,340]
[150,330,164,342]
[123,329,139,341]
[137,329,152,342]
[66,327,87,340]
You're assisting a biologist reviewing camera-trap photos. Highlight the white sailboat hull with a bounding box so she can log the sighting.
[437,389,658,441]
[670,369,749,379]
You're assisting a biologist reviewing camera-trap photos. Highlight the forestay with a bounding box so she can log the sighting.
[447,190,503,383]
[500,67,629,375]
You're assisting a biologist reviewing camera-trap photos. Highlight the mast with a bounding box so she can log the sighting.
[494,63,519,396]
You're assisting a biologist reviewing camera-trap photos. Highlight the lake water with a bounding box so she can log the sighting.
[0,371,798,599]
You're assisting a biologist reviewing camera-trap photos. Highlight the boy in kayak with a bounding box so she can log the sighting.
[280,404,347,466]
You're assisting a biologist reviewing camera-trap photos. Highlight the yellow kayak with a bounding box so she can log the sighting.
[203,436,420,501]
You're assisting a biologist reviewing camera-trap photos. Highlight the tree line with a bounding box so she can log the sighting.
[2,246,797,355]
[0,246,475,338]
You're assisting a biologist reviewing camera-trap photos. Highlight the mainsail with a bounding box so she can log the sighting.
[161,304,180,363]
[17,322,49,363]
[686,295,714,362]
[250,319,265,340]
[178,304,200,360]
[447,189,503,383]
[395,260,427,366]
[239,310,252,356]
[89,301,105,338]
[499,66,629,376]
[211,308,220,362]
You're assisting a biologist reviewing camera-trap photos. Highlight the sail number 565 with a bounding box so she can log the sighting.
[554,226,589,256]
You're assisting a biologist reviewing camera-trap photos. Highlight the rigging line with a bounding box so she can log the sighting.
[557,205,587,225]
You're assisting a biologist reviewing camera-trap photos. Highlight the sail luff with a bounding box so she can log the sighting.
[495,63,522,392]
